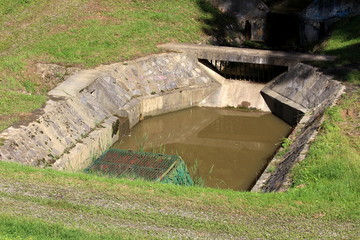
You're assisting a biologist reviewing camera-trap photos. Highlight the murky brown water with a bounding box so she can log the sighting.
[112,107,292,191]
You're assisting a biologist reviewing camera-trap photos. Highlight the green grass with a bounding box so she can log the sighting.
[0,0,220,131]
[322,15,360,66]
[0,214,157,240]
[289,94,360,219]
[345,69,360,84]
[0,91,45,115]
[316,15,360,84]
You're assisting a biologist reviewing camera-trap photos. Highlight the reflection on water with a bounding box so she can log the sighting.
[112,107,292,191]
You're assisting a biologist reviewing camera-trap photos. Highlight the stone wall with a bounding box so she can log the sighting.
[300,0,360,44]
[207,0,269,42]
[0,53,218,171]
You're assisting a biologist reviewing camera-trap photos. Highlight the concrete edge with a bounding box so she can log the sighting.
[48,52,201,99]
[197,61,225,84]
[48,69,101,98]
[52,116,120,171]
[276,83,346,191]
[261,87,308,113]
[118,83,220,129]
[158,43,336,66]
[251,82,346,192]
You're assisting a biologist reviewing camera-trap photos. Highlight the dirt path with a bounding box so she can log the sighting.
[0,172,358,239]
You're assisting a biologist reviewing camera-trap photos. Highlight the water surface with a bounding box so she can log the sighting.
[113,107,292,190]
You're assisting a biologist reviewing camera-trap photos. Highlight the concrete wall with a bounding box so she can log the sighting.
[254,63,345,191]
[261,63,343,126]
[0,53,219,171]
[198,62,270,110]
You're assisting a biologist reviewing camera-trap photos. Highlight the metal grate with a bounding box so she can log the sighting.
[208,60,288,82]
[85,149,180,181]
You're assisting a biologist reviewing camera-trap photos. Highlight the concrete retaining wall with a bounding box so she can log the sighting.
[261,63,343,126]
[198,62,270,110]
[0,53,218,171]
[253,63,345,191]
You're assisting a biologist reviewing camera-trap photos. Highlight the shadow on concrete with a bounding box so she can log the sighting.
[195,0,243,47]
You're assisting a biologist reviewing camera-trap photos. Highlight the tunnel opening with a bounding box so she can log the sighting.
[267,12,301,48]
[245,20,252,41]
[205,59,288,82]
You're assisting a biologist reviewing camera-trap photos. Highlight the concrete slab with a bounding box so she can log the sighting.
[158,43,336,67]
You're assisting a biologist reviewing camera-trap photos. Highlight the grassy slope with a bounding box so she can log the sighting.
[0,0,219,131]
[0,1,359,239]
[317,15,360,85]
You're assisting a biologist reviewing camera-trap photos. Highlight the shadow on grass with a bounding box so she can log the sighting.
[195,0,243,46]
[317,42,360,84]
[312,15,360,84]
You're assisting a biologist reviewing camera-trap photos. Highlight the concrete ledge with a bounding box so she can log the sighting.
[48,69,101,98]
[159,43,336,67]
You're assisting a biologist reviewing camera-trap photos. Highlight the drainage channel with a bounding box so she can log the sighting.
[110,107,292,191]
[0,51,341,193]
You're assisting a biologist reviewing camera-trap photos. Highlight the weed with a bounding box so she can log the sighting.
[22,80,37,93]
[276,137,292,157]
[54,72,65,80]
[188,160,205,187]
[135,134,148,152]
[63,143,76,154]
[243,40,271,50]
[95,122,105,128]
[266,165,277,173]
[346,69,360,84]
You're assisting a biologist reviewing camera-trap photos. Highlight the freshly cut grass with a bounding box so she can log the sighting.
[0,214,153,240]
